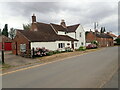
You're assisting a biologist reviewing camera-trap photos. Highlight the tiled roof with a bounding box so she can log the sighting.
[50,23,67,32]
[96,33,113,38]
[17,22,78,42]
[86,31,113,38]
[67,24,80,32]
[108,34,117,37]
[0,35,12,42]
[51,23,80,33]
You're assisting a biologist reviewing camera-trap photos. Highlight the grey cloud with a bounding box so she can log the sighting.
[0,2,118,34]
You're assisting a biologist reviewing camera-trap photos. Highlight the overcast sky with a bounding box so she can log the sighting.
[0,0,118,35]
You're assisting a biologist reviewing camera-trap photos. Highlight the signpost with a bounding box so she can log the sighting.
[0,35,5,64]
[0,42,4,64]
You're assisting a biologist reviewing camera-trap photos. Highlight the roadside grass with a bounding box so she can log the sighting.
[2,64,13,70]
[36,48,99,63]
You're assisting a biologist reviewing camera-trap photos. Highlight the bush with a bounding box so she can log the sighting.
[46,50,61,56]
[78,46,86,51]
[46,51,54,56]
[65,47,73,52]
[53,50,61,54]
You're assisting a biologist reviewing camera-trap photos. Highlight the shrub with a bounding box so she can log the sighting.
[46,51,54,56]
[78,46,86,51]
[65,47,73,52]
[53,50,61,54]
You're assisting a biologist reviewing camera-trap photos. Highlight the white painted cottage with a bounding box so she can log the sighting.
[13,14,86,55]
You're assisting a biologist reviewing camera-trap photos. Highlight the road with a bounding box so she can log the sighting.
[2,47,118,88]
[103,70,119,88]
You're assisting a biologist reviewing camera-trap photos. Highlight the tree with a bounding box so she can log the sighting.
[115,38,120,45]
[103,27,106,33]
[9,28,16,40]
[91,40,98,46]
[23,24,31,30]
[2,24,8,37]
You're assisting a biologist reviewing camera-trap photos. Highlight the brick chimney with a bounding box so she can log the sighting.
[31,14,38,31]
[60,19,66,28]
[32,14,36,23]
[107,32,110,34]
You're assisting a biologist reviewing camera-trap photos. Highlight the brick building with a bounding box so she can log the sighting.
[0,35,12,51]
[85,30,114,47]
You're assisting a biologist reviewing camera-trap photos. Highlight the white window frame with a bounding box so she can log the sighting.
[20,44,26,52]
[75,43,77,47]
[58,43,65,48]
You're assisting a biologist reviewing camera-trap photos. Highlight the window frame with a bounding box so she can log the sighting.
[58,43,65,48]
[20,44,26,52]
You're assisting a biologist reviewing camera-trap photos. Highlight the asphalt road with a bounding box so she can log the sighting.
[2,47,118,88]
[103,70,119,88]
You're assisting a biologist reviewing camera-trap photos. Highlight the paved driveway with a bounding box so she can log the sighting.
[4,51,41,66]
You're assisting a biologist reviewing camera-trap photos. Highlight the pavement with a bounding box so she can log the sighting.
[2,46,118,88]
[3,51,41,66]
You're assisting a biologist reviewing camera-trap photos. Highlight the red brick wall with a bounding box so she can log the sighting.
[86,32,95,43]
[12,31,31,56]
[86,32,114,47]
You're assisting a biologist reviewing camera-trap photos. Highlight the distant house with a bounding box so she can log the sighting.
[107,32,117,44]
[12,14,85,56]
[85,30,114,47]
[0,35,12,51]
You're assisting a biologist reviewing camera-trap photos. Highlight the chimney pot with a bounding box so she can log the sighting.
[32,14,36,23]
[60,19,66,28]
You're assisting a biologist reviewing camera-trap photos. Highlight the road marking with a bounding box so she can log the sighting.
[1,49,100,76]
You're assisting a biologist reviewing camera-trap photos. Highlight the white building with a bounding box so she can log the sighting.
[13,14,86,55]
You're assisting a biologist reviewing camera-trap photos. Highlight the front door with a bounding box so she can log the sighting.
[71,41,74,49]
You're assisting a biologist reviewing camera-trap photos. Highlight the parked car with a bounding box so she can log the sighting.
[86,44,98,49]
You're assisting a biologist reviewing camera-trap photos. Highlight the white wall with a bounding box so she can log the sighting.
[56,41,72,51]
[31,41,72,51]
[66,25,86,48]
[75,25,86,47]
[58,31,65,35]
[66,32,75,39]
[74,41,79,49]
[31,42,57,51]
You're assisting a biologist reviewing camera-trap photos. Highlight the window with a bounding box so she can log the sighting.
[58,43,65,48]
[75,43,77,47]
[81,42,84,46]
[67,43,70,46]
[20,44,26,52]
[80,32,82,37]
